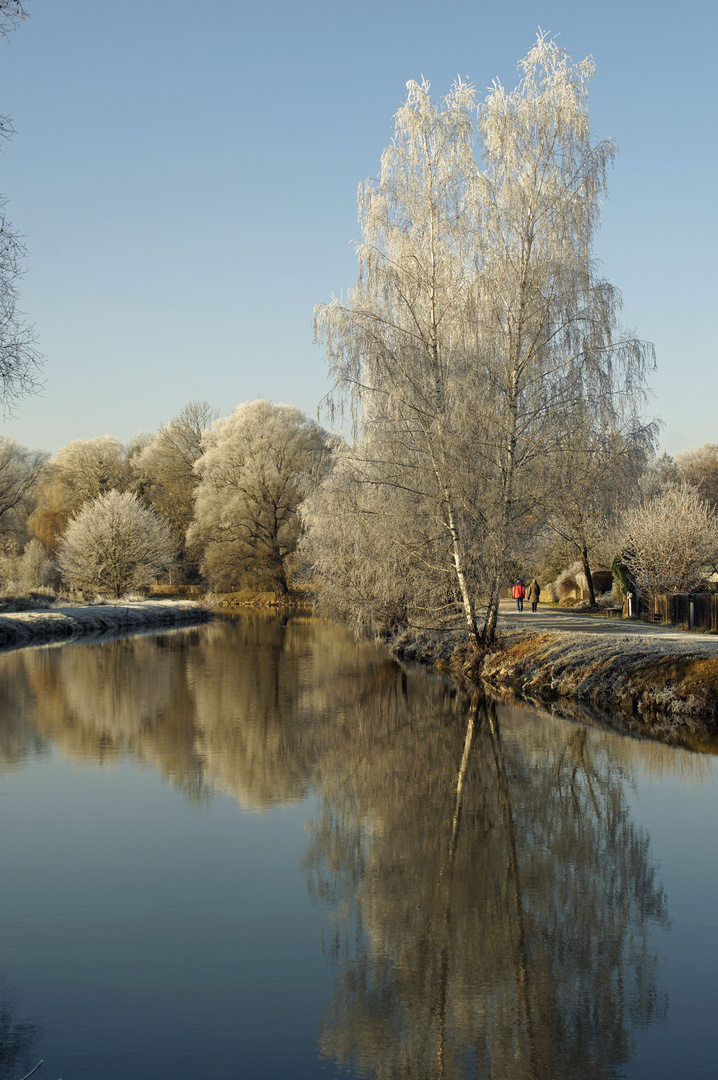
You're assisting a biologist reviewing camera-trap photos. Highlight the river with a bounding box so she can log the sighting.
[0,613,716,1079]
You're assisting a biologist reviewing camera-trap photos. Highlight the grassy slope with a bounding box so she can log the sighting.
[477,631,718,735]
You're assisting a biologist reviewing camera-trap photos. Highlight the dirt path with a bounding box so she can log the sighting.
[497,599,718,649]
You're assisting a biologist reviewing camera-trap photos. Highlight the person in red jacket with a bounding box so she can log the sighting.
[512,579,525,612]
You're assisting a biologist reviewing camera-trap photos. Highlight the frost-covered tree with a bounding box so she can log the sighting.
[665,444,718,512]
[301,446,444,638]
[541,420,655,605]
[52,435,130,503]
[621,484,718,598]
[314,33,653,647]
[0,1,42,410]
[133,399,217,576]
[0,435,46,539]
[315,74,484,644]
[0,536,53,593]
[188,400,332,594]
[28,435,131,554]
[58,490,175,598]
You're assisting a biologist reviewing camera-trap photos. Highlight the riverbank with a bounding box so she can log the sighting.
[477,631,718,736]
[393,611,718,739]
[208,588,313,610]
[0,598,213,651]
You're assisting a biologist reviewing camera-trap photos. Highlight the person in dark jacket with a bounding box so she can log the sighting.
[512,579,525,612]
[528,578,541,613]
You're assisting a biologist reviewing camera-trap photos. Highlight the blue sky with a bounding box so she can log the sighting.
[0,0,715,455]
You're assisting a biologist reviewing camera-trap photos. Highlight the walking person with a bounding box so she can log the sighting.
[528,577,541,613]
[512,579,525,612]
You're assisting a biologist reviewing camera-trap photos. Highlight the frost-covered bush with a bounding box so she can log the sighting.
[58,490,175,599]
[596,586,620,608]
[301,449,426,639]
[621,484,718,597]
[554,562,613,603]
[0,537,55,594]
[555,562,586,601]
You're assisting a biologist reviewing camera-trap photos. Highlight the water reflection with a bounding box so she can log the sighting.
[305,690,669,1080]
[0,615,687,1078]
[0,993,39,1080]
[0,615,397,809]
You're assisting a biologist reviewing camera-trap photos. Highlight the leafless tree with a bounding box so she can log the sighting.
[0,0,42,410]
[662,444,718,513]
[541,420,655,604]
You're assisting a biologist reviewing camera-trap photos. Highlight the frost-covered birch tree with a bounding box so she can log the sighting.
[471,37,654,638]
[313,33,654,647]
[58,490,175,598]
[315,76,486,645]
[188,400,332,594]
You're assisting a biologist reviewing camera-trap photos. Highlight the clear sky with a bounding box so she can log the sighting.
[0,0,715,456]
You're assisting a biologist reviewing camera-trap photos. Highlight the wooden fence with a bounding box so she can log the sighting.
[649,593,718,631]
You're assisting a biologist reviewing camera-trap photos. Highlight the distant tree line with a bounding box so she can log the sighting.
[1,401,716,613]
[0,398,333,599]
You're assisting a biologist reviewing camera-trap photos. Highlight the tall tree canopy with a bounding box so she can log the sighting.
[28,436,131,553]
[313,33,654,646]
[188,399,332,593]
[133,399,218,578]
[0,435,46,539]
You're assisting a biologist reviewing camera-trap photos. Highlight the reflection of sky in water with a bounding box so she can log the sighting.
[627,775,718,1080]
[1,754,330,1080]
[0,615,715,1079]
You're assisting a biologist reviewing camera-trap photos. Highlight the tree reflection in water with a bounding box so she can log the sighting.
[0,615,671,1078]
[305,681,668,1080]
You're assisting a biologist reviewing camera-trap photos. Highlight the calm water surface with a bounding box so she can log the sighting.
[0,614,717,1079]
